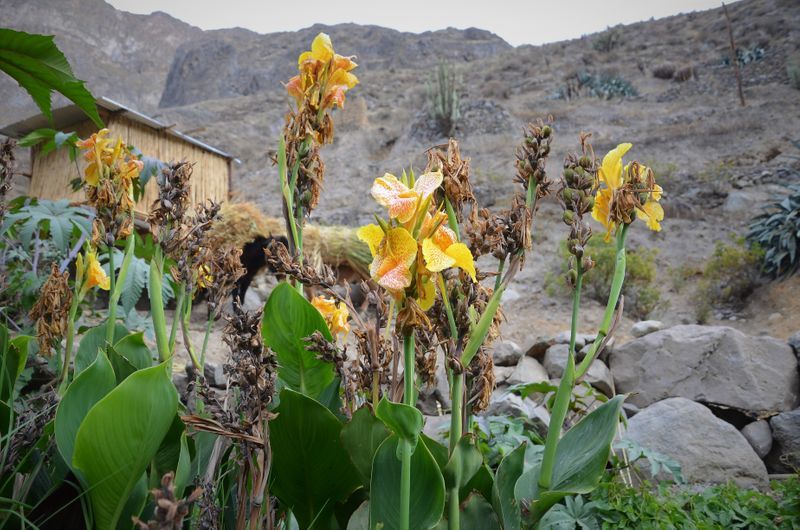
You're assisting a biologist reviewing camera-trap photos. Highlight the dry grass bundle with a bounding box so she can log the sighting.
[211,201,371,277]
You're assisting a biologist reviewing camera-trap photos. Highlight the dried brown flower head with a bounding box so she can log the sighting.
[426,138,476,222]
[515,122,553,200]
[467,347,495,414]
[29,264,72,356]
[148,161,193,236]
[262,238,337,289]
[0,139,15,221]
[133,472,203,530]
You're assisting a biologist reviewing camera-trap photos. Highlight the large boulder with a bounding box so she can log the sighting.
[740,420,773,459]
[493,340,523,367]
[625,398,768,487]
[610,325,799,413]
[505,357,548,387]
[766,409,800,473]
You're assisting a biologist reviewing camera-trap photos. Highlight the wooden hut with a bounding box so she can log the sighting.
[0,97,236,213]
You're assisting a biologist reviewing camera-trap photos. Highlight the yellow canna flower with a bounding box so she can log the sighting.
[311,296,351,336]
[359,226,418,293]
[422,225,476,282]
[287,32,359,111]
[371,171,443,224]
[592,143,664,240]
[79,250,110,291]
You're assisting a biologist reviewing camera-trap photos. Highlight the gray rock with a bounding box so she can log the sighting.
[582,359,614,397]
[789,331,800,356]
[422,414,451,444]
[740,420,772,459]
[766,410,800,473]
[631,320,664,338]
[485,392,530,418]
[554,331,586,349]
[543,344,569,378]
[610,325,799,413]
[194,361,227,389]
[493,340,523,367]
[494,365,516,384]
[625,398,768,487]
[506,357,549,387]
[242,288,264,312]
[525,336,553,361]
[526,403,551,437]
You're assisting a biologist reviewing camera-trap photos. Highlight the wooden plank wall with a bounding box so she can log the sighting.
[27,116,230,213]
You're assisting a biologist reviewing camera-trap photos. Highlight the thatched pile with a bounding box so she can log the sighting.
[210,202,371,277]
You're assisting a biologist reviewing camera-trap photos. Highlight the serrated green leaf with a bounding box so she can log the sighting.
[0,28,103,127]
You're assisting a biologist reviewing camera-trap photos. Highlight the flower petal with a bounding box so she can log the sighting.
[651,183,663,201]
[422,237,456,272]
[376,259,412,291]
[311,33,334,63]
[413,170,443,200]
[592,188,615,241]
[600,143,632,190]
[638,200,664,232]
[445,243,477,282]
[371,174,417,222]
[357,224,384,256]
[417,275,437,310]
[385,227,418,267]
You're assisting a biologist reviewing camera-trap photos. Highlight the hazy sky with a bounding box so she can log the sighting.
[107,0,730,46]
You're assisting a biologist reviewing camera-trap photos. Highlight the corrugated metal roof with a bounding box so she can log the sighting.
[0,96,239,163]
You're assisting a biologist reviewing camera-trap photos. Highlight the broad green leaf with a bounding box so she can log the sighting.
[515,396,625,523]
[0,327,30,435]
[369,435,446,530]
[174,433,192,497]
[261,282,335,398]
[72,363,178,530]
[444,435,483,490]
[107,346,138,384]
[118,474,148,530]
[113,332,153,371]
[54,349,116,477]
[461,494,501,530]
[341,406,390,488]
[464,463,494,502]
[75,323,128,375]
[491,442,526,530]
[375,396,423,444]
[0,28,103,127]
[152,415,187,489]
[270,388,360,529]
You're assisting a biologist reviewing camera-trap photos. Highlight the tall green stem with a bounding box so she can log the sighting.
[200,313,214,370]
[149,247,170,363]
[105,243,116,342]
[576,224,628,378]
[169,284,185,354]
[400,332,415,530]
[106,231,135,345]
[59,297,80,388]
[539,260,583,489]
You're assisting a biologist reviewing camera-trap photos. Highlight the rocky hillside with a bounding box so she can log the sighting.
[3,0,800,339]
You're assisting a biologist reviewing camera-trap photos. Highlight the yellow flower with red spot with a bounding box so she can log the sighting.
[311,296,351,336]
[422,225,476,282]
[371,171,443,224]
[592,143,664,240]
[287,32,359,111]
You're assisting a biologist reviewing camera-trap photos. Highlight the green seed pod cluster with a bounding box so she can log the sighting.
[515,122,553,197]
[558,143,599,286]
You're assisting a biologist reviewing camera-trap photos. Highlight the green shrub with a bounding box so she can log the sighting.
[692,237,764,322]
[722,45,766,67]
[748,184,800,279]
[554,71,637,101]
[592,27,621,53]
[583,238,662,320]
[427,61,460,136]
[586,477,800,529]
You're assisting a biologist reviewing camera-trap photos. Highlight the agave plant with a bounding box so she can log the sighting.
[747,184,800,279]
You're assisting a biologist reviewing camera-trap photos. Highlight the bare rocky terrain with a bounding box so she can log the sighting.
[2,0,800,346]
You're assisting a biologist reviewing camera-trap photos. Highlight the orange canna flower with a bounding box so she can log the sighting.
[311,296,351,336]
[287,32,359,111]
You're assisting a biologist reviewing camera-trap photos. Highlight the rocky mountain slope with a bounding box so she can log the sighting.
[2,0,800,339]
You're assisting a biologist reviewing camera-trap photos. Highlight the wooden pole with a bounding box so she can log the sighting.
[723,2,746,107]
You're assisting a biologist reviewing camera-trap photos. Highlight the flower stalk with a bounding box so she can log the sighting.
[400,331,415,530]
[106,230,135,345]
